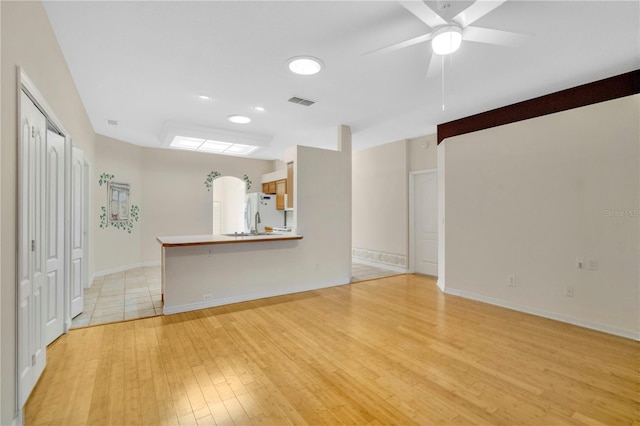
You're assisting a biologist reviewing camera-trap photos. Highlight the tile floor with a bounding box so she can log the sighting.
[351,261,401,283]
[70,266,162,328]
[71,262,401,328]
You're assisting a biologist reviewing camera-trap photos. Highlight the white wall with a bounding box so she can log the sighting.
[1,2,96,423]
[351,134,437,271]
[442,94,640,339]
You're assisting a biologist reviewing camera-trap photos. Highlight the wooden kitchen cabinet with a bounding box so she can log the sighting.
[286,162,294,209]
[262,181,276,194]
[275,179,286,210]
[263,172,292,210]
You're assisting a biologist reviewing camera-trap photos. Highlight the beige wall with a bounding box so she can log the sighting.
[0,4,3,423]
[139,147,273,265]
[352,140,408,268]
[92,137,275,274]
[352,134,437,270]
[162,127,353,314]
[93,135,143,273]
[408,134,438,172]
[1,1,96,423]
[442,95,640,338]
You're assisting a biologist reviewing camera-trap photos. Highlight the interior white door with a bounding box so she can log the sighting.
[18,91,47,407]
[44,130,65,345]
[414,171,438,276]
[70,147,85,318]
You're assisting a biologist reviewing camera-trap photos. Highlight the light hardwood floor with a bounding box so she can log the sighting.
[25,275,639,425]
[71,263,396,328]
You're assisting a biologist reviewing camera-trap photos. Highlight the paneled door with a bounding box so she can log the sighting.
[70,147,85,318]
[44,129,65,345]
[18,91,47,407]
[414,171,438,276]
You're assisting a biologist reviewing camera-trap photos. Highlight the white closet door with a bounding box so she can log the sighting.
[18,91,47,407]
[70,147,85,318]
[45,130,65,345]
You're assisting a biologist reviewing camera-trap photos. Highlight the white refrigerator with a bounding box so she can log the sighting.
[244,193,285,233]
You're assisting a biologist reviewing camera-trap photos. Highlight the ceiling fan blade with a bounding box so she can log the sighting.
[398,0,447,29]
[425,52,440,78]
[362,33,433,56]
[452,0,506,28]
[463,26,529,47]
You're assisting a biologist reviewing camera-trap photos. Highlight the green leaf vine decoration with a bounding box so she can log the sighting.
[204,171,252,191]
[204,171,221,191]
[98,172,140,233]
[98,172,114,186]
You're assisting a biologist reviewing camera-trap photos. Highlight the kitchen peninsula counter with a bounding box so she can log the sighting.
[157,233,303,247]
[158,232,308,315]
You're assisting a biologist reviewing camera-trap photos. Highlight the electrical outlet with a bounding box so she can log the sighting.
[507,274,517,287]
[575,257,584,269]
[587,258,597,271]
[203,294,213,301]
[565,286,575,298]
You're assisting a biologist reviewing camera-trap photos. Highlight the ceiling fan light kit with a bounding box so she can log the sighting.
[432,25,463,55]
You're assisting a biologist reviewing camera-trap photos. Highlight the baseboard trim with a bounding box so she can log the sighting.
[92,261,161,282]
[352,258,408,274]
[352,248,407,270]
[163,277,350,315]
[444,287,640,341]
[11,409,22,426]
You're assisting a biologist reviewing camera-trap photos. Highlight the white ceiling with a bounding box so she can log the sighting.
[43,1,639,160]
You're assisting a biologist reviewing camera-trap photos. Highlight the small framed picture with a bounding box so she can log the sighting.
[108,182,130,222]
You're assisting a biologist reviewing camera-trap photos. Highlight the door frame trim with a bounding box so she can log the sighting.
[408,168,437,275]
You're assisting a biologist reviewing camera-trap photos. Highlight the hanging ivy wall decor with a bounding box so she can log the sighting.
[98,173,140,233]
[204,171,252,191]
[204,171,221,191]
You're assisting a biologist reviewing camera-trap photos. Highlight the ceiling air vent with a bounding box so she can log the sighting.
[288,96,316,107]
[107,119,118,126]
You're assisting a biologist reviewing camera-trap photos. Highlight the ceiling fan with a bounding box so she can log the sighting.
[364,0,527,77]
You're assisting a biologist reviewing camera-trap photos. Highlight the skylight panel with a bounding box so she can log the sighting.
[200,140,233,152]
[170,136,204,150]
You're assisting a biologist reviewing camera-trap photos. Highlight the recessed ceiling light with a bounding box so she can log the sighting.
[198,94,211,100]
[253,106,265,112]
[287,56,324,75]
[227,115,251,124]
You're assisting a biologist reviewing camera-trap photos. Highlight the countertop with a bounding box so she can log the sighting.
[157,233,303,247]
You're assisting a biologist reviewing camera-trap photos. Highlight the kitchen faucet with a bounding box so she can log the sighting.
[253,211,261,234]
